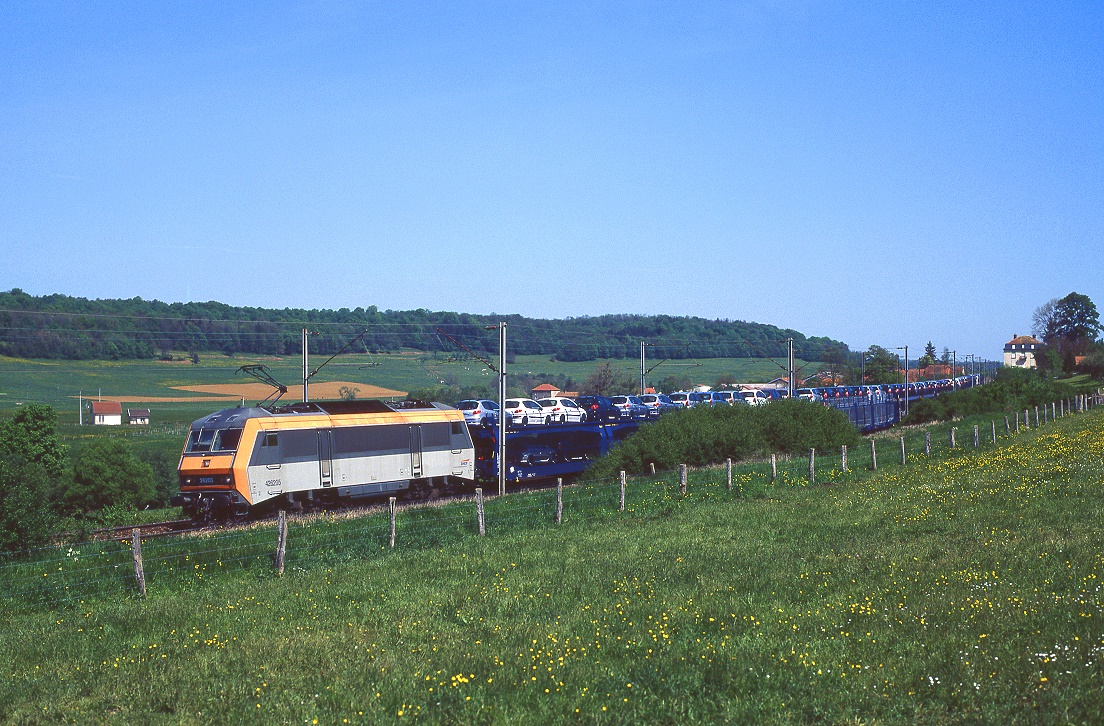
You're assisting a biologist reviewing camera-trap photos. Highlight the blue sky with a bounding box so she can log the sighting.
[1,1,1101,359]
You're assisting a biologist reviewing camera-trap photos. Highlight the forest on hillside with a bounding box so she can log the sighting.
[0,289,846,363]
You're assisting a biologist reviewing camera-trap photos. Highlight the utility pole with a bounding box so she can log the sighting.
[896,345,909,417]
[302,328,310,402]
[640,341,646,395]
[904,345,909,417]
[787,338,795,398]
[952,351,956,389]
[498,322,507,498]
[78,391,82,426]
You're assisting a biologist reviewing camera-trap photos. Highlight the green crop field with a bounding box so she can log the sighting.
[0,353,809,426]
[2,405,1102,723]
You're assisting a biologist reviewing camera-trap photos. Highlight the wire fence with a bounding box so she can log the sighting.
[1,393,1100,612]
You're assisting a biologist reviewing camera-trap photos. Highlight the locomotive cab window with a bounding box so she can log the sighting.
[186,429,215,453]
[213,429,243,452]
[263,432,278,447]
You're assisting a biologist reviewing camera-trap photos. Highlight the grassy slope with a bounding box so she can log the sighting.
[2,411,1103,722]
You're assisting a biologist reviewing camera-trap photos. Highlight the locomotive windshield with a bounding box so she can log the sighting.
[186,428,243,453]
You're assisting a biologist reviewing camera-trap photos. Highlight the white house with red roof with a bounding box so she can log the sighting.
[89,400,123,425]
[1004,334,1042,369]
[531,383,561,398]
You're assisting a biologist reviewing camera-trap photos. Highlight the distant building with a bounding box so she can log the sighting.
[1004,334,1042,369]
[531,383,561,399]
[128,408,151,425]
[90,401,122,426]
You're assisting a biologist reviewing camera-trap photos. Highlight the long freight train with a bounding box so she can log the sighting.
[174,399,475,521]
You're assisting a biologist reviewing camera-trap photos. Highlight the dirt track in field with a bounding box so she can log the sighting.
[67,381,407,403]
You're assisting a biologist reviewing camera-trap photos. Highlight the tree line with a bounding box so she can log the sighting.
[0,289,844,363]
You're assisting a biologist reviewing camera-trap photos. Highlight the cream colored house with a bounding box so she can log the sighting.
[1003,334,1042,369]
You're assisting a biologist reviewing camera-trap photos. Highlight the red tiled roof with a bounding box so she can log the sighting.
[532,383,560,391]
[90,401,122,415]
[1007,334,1041,345]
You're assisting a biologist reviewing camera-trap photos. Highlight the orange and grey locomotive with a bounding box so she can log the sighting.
[175,399,475,521]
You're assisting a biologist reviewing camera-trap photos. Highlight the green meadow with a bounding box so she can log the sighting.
[1,406,1102,723]
[0,353,808,425]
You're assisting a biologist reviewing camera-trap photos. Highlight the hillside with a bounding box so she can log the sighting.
[2,408,1102,722]
[0,288,846,363]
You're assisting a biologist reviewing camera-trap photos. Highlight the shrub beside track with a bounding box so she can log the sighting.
[586,399,862,479]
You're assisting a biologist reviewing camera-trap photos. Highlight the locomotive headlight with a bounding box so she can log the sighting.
[222,475,233,485]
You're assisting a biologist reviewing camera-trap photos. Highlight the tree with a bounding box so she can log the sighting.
[713,374,738,390]
[657,374,694,394]
[863,345,903,384]
[1035,292,1101,371]
[924,341,937,361]
[0,457,55,551]
[940,347,951,365]
[338,385,360,400]
[65,439,156,514]
[1054,292,1101,341]
[582,362,635,396]
[1032,298,1060,342]
[0,405,65,550]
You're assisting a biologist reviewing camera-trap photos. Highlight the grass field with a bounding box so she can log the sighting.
[0,352,809,425]
[1,406,1102,723]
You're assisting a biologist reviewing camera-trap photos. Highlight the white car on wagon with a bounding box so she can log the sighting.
[503,398,548,426]
[537,397,587,423]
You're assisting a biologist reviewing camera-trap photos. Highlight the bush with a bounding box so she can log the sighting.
[587,400,861,479]
[0,404,65,550]
[903,368,1078,425]
[65,439,156,514]
[0,457,57,551]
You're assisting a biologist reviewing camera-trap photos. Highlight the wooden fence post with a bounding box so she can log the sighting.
[808,448,815,485]
[131,529,146,598]
[726,458,732,490]
[1060,399,1065,417]
[870,439,877,471]
[1052,401,1056,421]
[555,478,563,524]
[1005,415,1010,434]
[770,454,777,483]
[925,431,931,456]
[973,425,979,448]
[841,445,848,472]
[276,509,287,576]
[991,420,997,445]
[1024,409,1030,428]
[649,463,656,475]
[680,464,688,495]
[475,488,485,536]
[619,471,626,511]
[1015,412,1020,433]
[389,497,397,547]
[950,428,957,448]
[1034,406,1039,428]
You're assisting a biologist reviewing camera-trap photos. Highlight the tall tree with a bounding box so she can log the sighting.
[863,345,904,384]
[1036,292,1101,372]
[924,341,937,360]
[1054,292,1101,341]
[1032,298,1061,342]
[582,362,635,396]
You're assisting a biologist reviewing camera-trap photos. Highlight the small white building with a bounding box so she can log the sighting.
[90,401,123,426]
[128,408,151,425]
[1004,334,1042,369]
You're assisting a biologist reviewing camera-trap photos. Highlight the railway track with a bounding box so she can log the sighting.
[91,519,197,541]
